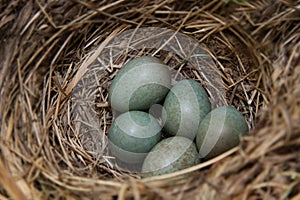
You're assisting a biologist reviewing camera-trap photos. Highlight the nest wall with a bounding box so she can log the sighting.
[0,0,299,199]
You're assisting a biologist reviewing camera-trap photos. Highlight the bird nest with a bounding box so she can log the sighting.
[0,1,299,199]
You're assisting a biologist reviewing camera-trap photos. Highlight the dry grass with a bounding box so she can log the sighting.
[0,0,299,199]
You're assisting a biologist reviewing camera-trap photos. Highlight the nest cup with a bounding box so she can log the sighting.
[1,1,299,199]
[72,27,240,171]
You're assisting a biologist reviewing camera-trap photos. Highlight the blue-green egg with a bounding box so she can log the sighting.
[141,136,199,177]
[196,106,249,159]
[108,111,162,165]
[162,79,211,140]
[109,56,171,113]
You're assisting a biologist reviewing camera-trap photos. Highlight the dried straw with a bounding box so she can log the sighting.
[0,0,299,199]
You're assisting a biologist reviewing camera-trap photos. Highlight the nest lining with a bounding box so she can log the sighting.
[68,25,263,174]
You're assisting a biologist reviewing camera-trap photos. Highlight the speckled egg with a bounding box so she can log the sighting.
[162,79,211,140]
[196,106,249,159]
[141,136,199,177]
[108,111,162,165]
[109,56,171,113]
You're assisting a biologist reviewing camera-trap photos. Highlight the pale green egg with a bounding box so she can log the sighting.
[109,56,171,113]
[108,111,162,165]
[196,106,249,159]
[162,79,211,140]
[141,136,199,177]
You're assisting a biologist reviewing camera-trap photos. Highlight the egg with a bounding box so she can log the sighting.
[141,136,199,177]
[162,79,211,140]
[108,111,162,166]
[109,56,171,113]
[196,106,249,159]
